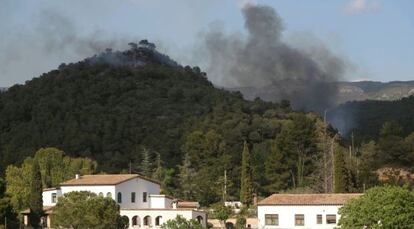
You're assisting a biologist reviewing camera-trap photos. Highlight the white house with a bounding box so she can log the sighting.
[257,193,362,229]
[23,174,207,228]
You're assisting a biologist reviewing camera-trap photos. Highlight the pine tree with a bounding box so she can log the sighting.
[140,147,153,177]
[334,150,349,193]
[264,140,290,194]
[240,141,253,206]
[29,160,43,228]
[152,152,166,191]
[152,152,164,180]
[179,153,196,200]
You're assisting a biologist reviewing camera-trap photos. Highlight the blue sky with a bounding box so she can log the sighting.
[1,0,413,86]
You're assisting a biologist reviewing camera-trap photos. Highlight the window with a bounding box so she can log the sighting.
[143,215,151,226]
[131,192,136,203]
[132,216,140,226]
[317,214,322,224]
[51,193,57,203]
[326,215,337,224]
[143,192,147,202]
[295,214,305,226]
[155,216,162,226]
[107,192,112,198]
[98,192,103,197]
[117,192,122,203]
[196,216,203,224]
[265,214,279,225]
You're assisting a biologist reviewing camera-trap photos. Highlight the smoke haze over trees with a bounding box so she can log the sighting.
[199,5,347,112]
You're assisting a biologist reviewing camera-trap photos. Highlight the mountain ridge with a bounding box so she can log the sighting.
[229,80,414,106]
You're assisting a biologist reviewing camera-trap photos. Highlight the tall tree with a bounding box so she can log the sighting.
[275,114,317,188]
[334,150,350,193]
[140,147,153,177]
[240,141,253,205]
[264,140,290,194]
[179,153,196,200]
[28,159,43,228]
[6,148,96,212]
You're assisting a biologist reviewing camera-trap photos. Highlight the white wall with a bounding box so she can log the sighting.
[149,195,173,209]
[257,205,342,229]
[120,209,207,229]
[42,189,62,206]
[115,178,160,209]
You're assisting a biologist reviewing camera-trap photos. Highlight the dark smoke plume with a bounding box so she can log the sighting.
[201,5,346,112]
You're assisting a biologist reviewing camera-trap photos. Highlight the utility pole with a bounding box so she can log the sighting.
[324,109,328,193]
[223,170,227,203]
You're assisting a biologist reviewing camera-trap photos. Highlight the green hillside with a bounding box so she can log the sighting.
[1,43,325,204]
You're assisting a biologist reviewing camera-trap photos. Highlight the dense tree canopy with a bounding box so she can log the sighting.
[0,44,349,206]
[339,186,414,228]
[52,191,127,229]
[5,148,96,211]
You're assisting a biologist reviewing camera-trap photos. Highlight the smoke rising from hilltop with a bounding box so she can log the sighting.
[200,5,347,112]
[0,1,133,87]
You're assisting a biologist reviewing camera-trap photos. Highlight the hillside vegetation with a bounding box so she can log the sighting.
[1,43,335,205]
[2,42,410,209]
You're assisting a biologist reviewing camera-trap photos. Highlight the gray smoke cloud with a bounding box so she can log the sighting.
[0,3,134,87]
[200,5,347,112]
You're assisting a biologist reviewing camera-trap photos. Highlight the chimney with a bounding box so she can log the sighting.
[172,199,178,209]
[75,174,80,180]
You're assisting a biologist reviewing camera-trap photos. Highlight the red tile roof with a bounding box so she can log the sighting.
[177,201,200,209]
[60,174,160,186]
[258,193,362,206]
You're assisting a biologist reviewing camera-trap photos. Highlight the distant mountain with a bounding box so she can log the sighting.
[0,87,7,92]
[336,81,414,104]
[328,95,414,142]
[230,81,414,106]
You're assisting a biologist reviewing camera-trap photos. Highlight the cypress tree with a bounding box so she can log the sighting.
[43,159,52,188]
[240,141,253,206]
[29,160,43,228]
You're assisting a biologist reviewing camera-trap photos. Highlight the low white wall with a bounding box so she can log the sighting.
[149,195,172,209]
[257,205,342,229]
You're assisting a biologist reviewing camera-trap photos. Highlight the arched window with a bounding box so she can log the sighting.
[98,192,103,197]
[117,192,122,203]
[132,215,140,226]
[197,216,203,224]
[155,216,162,226]
[143,216,151,226]
[106,192,112,198]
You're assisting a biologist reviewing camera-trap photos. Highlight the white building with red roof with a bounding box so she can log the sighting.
[257,193,362,228]
[23,174,207,228]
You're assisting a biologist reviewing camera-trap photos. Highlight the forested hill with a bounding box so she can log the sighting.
[2,42,329,203]
[328,95,414,142]
[0,44,249,171]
